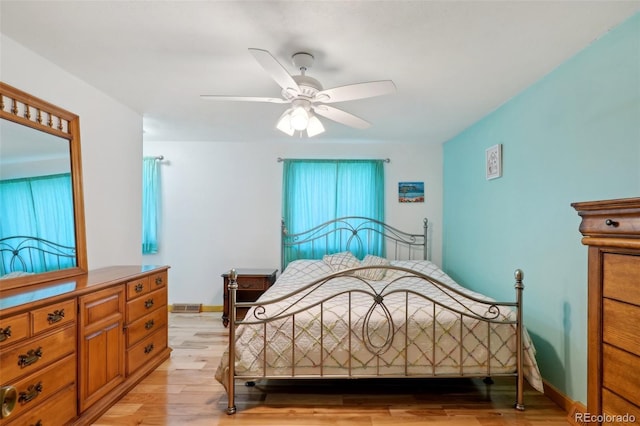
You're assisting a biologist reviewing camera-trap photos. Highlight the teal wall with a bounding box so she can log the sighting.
[442,13,639,403]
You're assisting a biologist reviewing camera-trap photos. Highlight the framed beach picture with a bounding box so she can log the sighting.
[398,182,424,203]
[486,144,502,180]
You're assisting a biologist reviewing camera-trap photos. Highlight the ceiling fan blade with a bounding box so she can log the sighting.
[314,80,396,104]
[200,95,288,104]
[314,105,371,129]
[248,48,301,93]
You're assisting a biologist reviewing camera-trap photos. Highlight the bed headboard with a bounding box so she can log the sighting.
[0,236,77,278]
[281,216,428,271]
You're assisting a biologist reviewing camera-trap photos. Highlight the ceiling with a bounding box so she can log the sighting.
[1,1,639,145]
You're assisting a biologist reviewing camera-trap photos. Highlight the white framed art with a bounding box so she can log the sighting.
[486,144,502,180]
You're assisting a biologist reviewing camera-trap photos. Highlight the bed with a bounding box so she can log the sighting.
[0,235,76,278]
[215,217,543,414]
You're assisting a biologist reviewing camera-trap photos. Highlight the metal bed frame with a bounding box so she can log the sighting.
[225,217,526,414]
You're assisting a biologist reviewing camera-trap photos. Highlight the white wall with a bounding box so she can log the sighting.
[1,35,144,269]
[144,140,442,306]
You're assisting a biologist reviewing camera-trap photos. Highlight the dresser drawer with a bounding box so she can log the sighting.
[126,307,167,347]
[579,213,640,237]
[126,328,167,375]
[0,313,29,349]
[0,324,76,385]
[603,253,640,306]
[0,353,75,424]
[126,276,150,300]
[149,270,167,291]
[602,388,640,424]
[603,298,640,355]
[127,287,167,323]
[4,383,76,426]
[31,298,76,335]
[603,344,640,405]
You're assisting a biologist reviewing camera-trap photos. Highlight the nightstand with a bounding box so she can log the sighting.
[221,268,277,327]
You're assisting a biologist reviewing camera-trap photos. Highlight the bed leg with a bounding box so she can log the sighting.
[514,269,525,411]
[483,377,493,385]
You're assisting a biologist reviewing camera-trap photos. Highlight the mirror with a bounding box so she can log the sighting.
[0,82,87,290]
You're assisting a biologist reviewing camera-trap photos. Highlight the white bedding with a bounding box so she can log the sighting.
[215,258,543,393]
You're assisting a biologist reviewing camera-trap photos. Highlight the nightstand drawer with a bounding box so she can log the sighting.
[237,276,270,290]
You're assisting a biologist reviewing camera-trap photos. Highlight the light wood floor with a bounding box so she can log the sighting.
[94,313,571,425]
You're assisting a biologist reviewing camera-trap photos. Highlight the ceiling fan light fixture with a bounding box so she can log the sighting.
[306,115,325,137]
[276,109,295,136]
[289,105,309,131]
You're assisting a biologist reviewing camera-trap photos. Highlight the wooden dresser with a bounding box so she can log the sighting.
[573,198,640,423]
[0,265,170,426]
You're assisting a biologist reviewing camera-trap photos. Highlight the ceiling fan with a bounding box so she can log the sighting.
[200,48,396,137]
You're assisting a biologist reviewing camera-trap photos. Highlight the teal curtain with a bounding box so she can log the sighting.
[282,159,384,266]
[0,173,76,272]
[142,157,160,254]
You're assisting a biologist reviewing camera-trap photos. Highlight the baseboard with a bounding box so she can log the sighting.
[542,379,574,412]
[567,401,588,426]
[168,304,222,312]
[541,379,587,425]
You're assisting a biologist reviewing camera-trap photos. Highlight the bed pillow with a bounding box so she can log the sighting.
[323,251,360,272]
[355,254,390,280]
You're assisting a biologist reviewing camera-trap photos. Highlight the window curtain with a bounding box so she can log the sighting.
[282,159,384,266]
[0,173,76,272]
[142,157,160,254]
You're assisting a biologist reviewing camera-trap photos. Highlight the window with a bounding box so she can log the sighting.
[282,159,384,264]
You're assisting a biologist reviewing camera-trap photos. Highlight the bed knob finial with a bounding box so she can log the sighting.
[514,269,524,282]
[229,268,237,282]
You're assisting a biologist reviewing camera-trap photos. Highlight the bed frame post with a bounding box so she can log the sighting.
[514,269,525,411]
[226,268,238,415]
[423,218,428,260]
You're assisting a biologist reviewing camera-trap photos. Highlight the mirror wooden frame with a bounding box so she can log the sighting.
[0,81,87,290]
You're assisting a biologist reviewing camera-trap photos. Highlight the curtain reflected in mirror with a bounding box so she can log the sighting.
[0,119,77,279]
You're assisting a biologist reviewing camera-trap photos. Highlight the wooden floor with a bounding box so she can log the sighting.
[94,313,571,425]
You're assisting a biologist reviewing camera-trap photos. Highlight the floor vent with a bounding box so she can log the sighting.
[171,303,202,313]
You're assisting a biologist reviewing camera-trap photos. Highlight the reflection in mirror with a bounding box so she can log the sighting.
[0,82,87,290]
[0,119,76,278]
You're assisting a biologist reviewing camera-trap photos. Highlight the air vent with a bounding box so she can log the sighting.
[171,303,202,313]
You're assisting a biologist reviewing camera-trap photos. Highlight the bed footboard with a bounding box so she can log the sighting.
[224,266,529,414]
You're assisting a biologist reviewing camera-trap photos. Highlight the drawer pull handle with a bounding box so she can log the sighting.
[31,421,42,426]
[605,219,619,227]
[0,326,12,343]
[155,277,163,285]
[145,319,155,330]
[144,298,154,309]
[17,347,43,368]
[47,309,65,324]
[1,385,17,419]
[135,283,144,293]
[144,343,155,354]
[18,382,43,404]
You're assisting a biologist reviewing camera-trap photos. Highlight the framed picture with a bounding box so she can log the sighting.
[398,181,424,203]
[486,144,502,180]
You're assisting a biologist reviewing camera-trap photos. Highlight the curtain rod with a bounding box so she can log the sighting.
[154,155,164,161]
[277,157,390,163]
